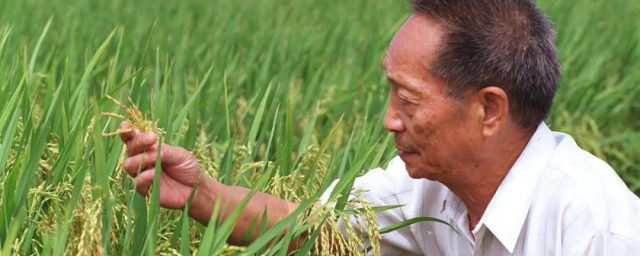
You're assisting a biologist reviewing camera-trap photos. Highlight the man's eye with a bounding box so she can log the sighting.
[399,96,417,105]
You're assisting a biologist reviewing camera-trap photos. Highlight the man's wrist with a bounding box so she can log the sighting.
[188,174,223,225]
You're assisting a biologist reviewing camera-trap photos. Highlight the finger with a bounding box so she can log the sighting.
[123,151,158,177]
[119,121,137,143]
[134,168,156,196]
[126,132,157,157]
[157,144,195,166]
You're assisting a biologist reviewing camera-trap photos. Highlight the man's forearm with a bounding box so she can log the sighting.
[187,175,300,245]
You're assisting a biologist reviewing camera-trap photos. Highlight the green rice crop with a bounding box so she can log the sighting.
[0,0,639,254]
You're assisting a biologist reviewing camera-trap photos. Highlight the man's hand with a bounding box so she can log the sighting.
[118,121,204,209]
[117,121,302,246]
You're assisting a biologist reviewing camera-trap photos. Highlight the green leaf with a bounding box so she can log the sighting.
[380,216,453,235]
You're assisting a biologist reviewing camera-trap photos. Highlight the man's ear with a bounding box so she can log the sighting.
[475,86,509,137]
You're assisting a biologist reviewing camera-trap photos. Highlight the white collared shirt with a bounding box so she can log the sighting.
[322,123,640,255]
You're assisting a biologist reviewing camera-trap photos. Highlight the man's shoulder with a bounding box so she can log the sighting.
[545,131,631,200]
[533,131,640,239]
[549,131,617,178]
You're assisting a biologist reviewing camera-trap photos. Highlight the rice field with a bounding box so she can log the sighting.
[0,0,639,254]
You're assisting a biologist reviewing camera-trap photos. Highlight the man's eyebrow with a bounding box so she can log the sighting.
[386,76,400,86]
[386,75,422,95]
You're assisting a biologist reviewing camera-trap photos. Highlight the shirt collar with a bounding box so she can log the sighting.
[477,122,557,253]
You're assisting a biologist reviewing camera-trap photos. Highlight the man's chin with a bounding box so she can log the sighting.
[406,169,440,181]
[402,160,440,181]
[401,158,423,178]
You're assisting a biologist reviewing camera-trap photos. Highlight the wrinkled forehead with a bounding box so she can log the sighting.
[383,14,446,73]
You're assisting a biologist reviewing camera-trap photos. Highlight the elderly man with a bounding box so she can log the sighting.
[119,0,640,254]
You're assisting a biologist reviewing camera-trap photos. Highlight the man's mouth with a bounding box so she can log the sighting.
[398,149,418,164]
[394,135,418,158]
[394,138,416,152]
[395,144,418,156]
[396,146,415,153]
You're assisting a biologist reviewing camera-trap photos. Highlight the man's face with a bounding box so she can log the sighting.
[383,15,482,181]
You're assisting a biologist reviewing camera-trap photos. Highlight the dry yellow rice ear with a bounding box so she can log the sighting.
[101,95,165,137]
[305,191,383,256]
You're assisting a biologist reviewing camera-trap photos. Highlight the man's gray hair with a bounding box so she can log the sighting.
[410,0,561,129]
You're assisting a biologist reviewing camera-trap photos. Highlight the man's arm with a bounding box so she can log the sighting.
[187,174,300,245]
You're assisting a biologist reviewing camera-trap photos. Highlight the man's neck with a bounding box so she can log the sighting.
[444,128,534,230]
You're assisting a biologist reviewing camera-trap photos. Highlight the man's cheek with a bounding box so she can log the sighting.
[413,121,432,136]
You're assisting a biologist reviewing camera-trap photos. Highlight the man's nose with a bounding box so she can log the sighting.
[383,102,405,133]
